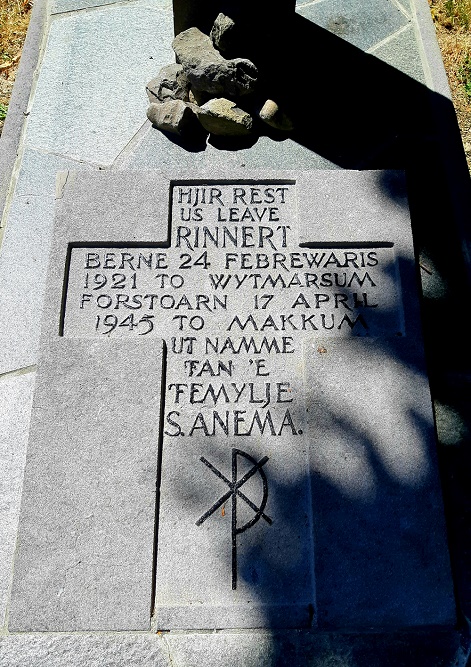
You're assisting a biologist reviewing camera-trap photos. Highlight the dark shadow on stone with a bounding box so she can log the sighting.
[165,6,452,173]
[157,127,208,152]
[159,2,471,663]
[230,301,464,664]
[266,14,429,170]
[157,254,467,667]
[377,170,410,209]
[207,132,258,150]
[172,0,296,40]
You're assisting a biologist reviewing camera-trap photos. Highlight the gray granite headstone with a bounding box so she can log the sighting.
[9,170,455,632]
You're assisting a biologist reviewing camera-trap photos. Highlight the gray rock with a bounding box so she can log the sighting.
[188,87,210,106]
[147,100,199,136]
[210,13,236,54]
[146,63,190,103]
[172,27,257,97]
[197,98,253,135]
[259,99,294,132]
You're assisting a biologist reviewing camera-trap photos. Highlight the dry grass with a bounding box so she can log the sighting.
[0,0,31,133]
[429,0,471,170]
[430,0,471,29]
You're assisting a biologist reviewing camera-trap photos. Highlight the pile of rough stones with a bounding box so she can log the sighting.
[146,13,293,138]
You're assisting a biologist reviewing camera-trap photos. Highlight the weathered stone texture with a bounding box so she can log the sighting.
[210,13,236,54]
[146,63,190,103]
[197,98,253,135]
[147,99,200,135]
[259,99,294,131]
[9,339,164,631]
[172,27,257,97]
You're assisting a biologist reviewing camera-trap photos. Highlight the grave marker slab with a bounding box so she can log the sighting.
[9,170,455,632]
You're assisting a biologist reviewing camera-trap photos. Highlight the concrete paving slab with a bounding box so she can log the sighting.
[120,126,338,171]
[136,0,173,11]
[0,0,48,216]
[0,195,56,374]
[0,372,35,628]
[306,338,455,627]
[15,149,100,197]
[296,0,327,7]
[166,632,296,667]
[369,25,426,84]
[24,3,173,165]
[392,0,412,19]
[52,0,131,13]
[0,630,463,667]
[165,630,463,667]
[296,0,409,51]
[52,0,172,16]
[0,154,99,375]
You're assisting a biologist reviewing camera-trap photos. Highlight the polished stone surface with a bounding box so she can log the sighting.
[9,339,164,631]
[0,372,35,626]
[24,3,173,165]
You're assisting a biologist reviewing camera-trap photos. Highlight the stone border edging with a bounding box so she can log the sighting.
[412,0,471,286]
[0,0,49,225]
[412,0,452,97]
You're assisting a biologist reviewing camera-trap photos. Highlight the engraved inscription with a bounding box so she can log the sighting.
[196,449,271,590]
[63,183,402,443]
[61,181,403,595]
[64,184,401,437]
[64,191,401,339]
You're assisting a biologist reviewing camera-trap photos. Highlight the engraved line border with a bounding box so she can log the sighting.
[151,339,168,618]
[169,179,297,225]
[58,242,171,337]
[299,242,394,248]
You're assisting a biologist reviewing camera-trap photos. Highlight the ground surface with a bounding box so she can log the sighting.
[431,0,471,170]
[1,0,471,167]
[0,0,31,135]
